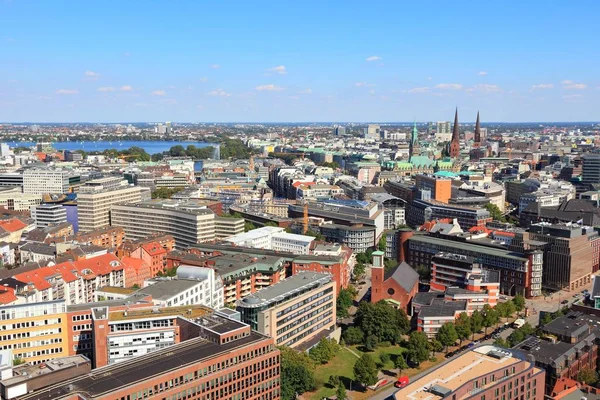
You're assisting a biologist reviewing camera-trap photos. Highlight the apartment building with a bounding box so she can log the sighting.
[295,184,344,200]
[17,312,280,400]
[23,169,72,195]
[0,187,41,211]
[111,200,216,248]
[61,226,125,249]
[30,204,67,228]
[394,345,545,400]
[0,300,68,365]
[237,272,336,349]
[77,177,150,232]
[138,277,224,310]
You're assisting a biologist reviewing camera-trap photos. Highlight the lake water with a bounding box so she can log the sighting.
[8,140,215,155]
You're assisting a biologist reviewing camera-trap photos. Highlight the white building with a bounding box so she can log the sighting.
[139,277,223,309]
[224,226,315,255]
[0,187,41,211]
[31,203,67,228]
[23,169,71,195]
[436,121,452,142]
[296,184,344,200]
[363,124,381,140]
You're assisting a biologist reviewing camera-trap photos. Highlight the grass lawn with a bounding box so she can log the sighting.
[308,344,408,400]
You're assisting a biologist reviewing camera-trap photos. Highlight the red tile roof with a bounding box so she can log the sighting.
[0,287,17,305]
[0,218,28,233]
[142,242,167,256]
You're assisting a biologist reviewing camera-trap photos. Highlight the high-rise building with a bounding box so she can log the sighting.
[435,121,452,141]
[23,169,71,195]
[582,153,600,186]
[77,177,150,232]
[31,203,67,228]
[449,108,461,158]
[363,124,380,140]
[334,125,346,136]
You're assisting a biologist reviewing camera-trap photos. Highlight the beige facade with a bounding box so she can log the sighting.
[110,201,218,249]
[77,186,150,232]
[214,217,245,239]
[0,187,42,211]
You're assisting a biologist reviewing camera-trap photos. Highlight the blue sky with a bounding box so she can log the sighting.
[1,1,599,122]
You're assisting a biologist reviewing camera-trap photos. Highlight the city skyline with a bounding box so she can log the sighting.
[1,1,599,122]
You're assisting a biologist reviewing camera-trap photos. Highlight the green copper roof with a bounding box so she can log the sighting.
[409,156,434,167]
[434,170,457,177]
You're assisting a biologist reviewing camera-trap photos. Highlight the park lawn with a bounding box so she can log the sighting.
[311,347,359,400]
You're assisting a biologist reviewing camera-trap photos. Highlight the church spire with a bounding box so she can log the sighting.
[449,107,460,158]
[474,111,481,144]
[409,119,420,160]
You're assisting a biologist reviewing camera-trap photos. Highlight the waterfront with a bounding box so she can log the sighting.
[8,140,215,155]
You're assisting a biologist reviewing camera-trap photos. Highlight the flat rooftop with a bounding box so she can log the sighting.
[18,332,268,400]
[238,272,332,308]
[225,226,284,242]
[108,304,212,322]
[395,346,530,400]
[2,355,90,387]
[96,286,137,295]
[136,279,204,301]
[117,199,216,215]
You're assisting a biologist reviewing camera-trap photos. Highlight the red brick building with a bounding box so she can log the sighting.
[370,251,419,314]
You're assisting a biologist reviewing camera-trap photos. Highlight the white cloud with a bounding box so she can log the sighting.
[355,82,375,87]
[211,64,221,69]
[197,104,204,110]
[161,98,177,105]
[299,88,312,94]
[563,94,583,100]
[120,85,133,92]
[427,76,433,81]
[564,83,587,90]
[368,89,376,95]
[84,70,100,80]
[561,80,574,85]
[435,83,463,90]
[408,87,430,93]
[478,71,488,76]
[473,84,501,93]
[56,89,78,95]
[255,84,283,91]
[267,65,287,75]
[151,90,166,96]
[530,83,554,91]
[97,87,115,92]
[208,88,231,97]
[199,77,208,83]
[365,56,382,62]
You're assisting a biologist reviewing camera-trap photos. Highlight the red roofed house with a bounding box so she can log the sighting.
[130,241,168,276]
[0,218,30,243]
[121,256,152,288]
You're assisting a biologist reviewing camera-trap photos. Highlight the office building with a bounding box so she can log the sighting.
[137,277,224,310]
[224,226,315,255]
[16,311,280,400]
[31,203,67,228]
[582,153,600,186]
[237,272,336,349]
[407,199,492,230]
[394,345,545,400]
[77,177,150,232]
[0,300,69,365]
[318,223,375,253]
[23,169,71,195]
[0,187,41,211]
[435,121,452,142]
[415,174,452,203]
[363,124,381,140]
[399,231,543,298]
[0,173,24,188]
[214,217,245,239]
[111,200,241,248]
[334,126,346,136]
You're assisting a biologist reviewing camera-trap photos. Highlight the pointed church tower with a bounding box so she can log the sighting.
[473,111,481,147]
[449,107,461,158]
[409,120,420,160]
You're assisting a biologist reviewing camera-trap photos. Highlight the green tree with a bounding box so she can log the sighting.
[407,331,429,366]
[151,187,185,199]
[455,312,472,345]
[336,286,356,318]
[355,301,410,345]
[280,347,317,400]
[169,145,186,157]
[328,375,341,388]
[394,354,408,374]
[365,335,378,351]
[353,262,366,279]
[415,265,431,281]
[512,295,525,313]
[484,203,505,222]
[309,338,340,364]
[355,252,370,265]
[353,354,379,387]
[507,329,525,347]
[494,337,508,347]
[482,305,499,334]
[504,301,516,318]
[470,310,484,340]
[379,353,391,366]
[577,368,598,385]
[343,326,364,345]
[540,312,553,326]
[12,357,24,366]
[336,382,348,400]
[378,235,386,252]
[244,221,257,232]
[305,229,325,241]
[436,323,458,352]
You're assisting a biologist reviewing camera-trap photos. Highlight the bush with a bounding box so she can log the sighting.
[379,353,391,365]
[343,327,364,345]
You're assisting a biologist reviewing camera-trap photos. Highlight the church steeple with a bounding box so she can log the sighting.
[449,107,460,158]
[409,119,420,160]
[474,111,481,145]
